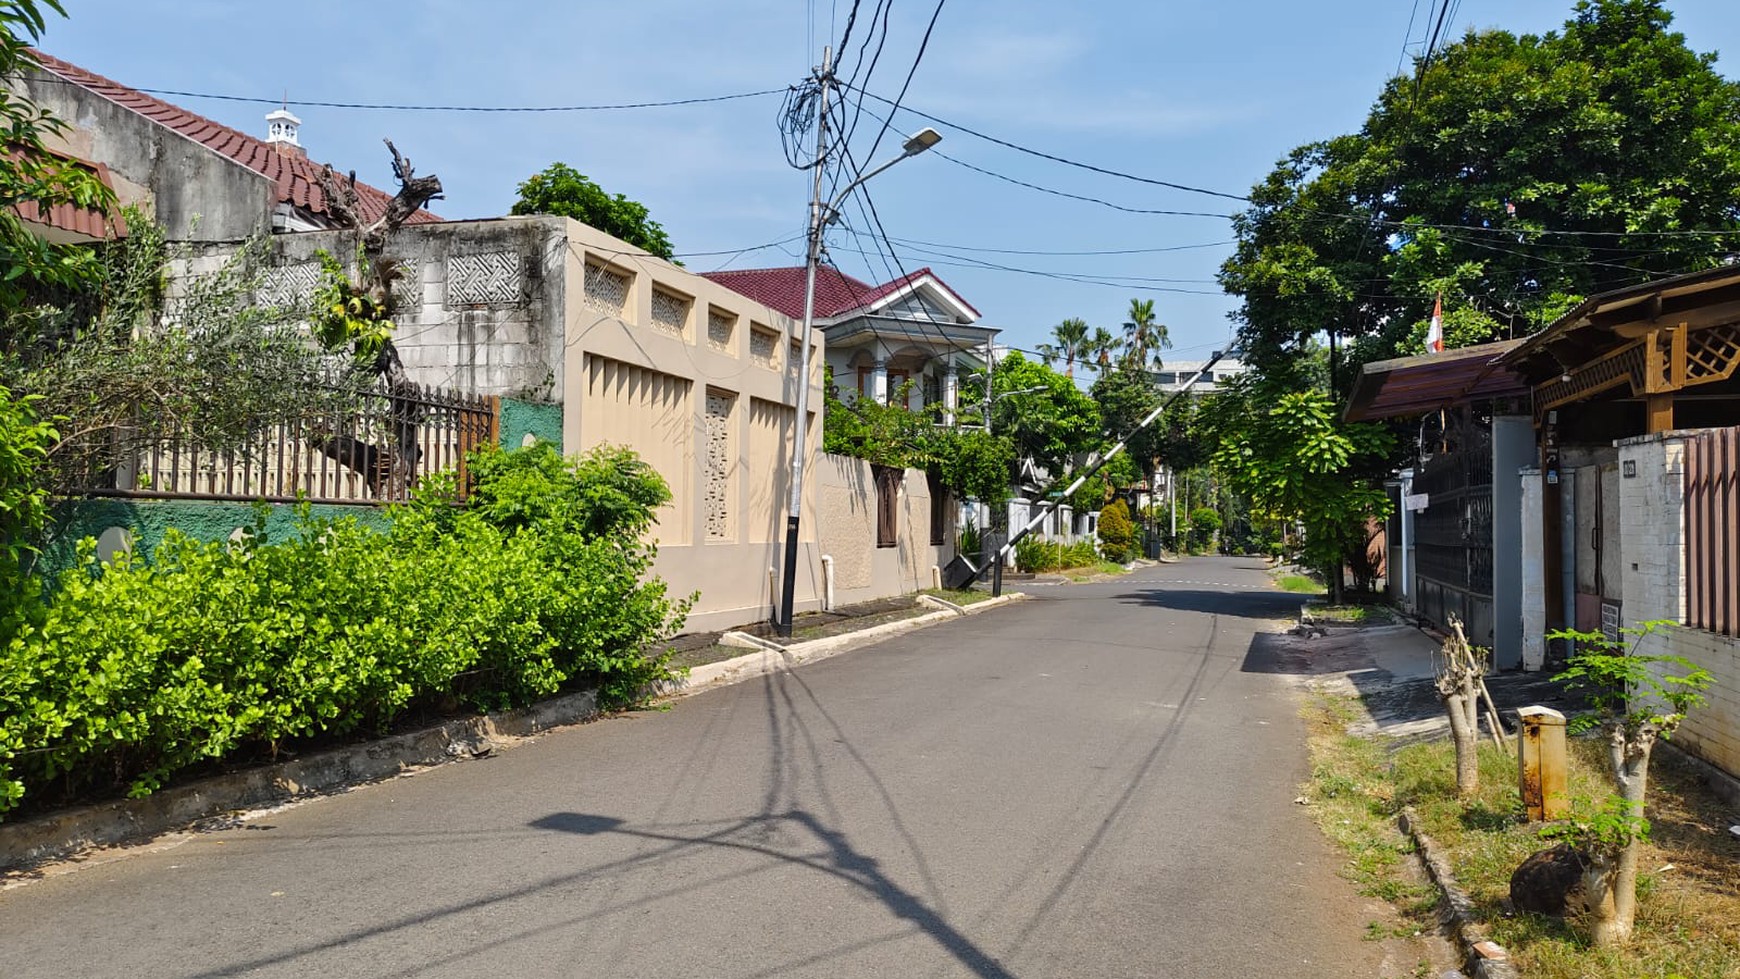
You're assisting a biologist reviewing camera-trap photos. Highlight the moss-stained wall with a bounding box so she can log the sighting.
[499,397,564,451]
[38,499,392,579]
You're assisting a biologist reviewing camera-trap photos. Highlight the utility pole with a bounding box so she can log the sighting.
[773,53,941,636]
[775,47,832,639]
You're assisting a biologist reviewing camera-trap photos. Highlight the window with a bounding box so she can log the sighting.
[927,472,949,546]
[874,465,903,548]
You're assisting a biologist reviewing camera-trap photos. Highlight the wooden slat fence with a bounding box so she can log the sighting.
[1687,426,1740,636]
[60,382,500,505]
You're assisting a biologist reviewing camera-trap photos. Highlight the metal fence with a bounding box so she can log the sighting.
[60,382,500,505]
[1687,426,1739,637]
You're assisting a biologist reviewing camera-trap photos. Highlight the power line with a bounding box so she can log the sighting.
[844,83,1252,203]
[862,0,947,164]
[62,80,786,112]
[888,236,1236,257]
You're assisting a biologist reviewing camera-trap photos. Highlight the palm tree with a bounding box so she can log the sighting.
[1087,326,1120,371]
[1046,317,1091,377]
[1121,298,1172,372]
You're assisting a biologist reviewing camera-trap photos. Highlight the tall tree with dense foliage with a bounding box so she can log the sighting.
[1206,377,1393,601]
[973,352,1101,480]
[512,163,676,260]
[1220,0,1740,385]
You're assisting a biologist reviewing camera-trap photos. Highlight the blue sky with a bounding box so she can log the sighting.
[34,1,1740,362]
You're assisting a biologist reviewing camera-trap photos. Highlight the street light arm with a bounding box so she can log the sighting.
[822,128,942,225]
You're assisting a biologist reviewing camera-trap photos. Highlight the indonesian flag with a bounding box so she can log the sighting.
[1427,293,1445,354]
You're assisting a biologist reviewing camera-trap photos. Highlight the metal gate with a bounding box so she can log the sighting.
[1411,411,1495,647]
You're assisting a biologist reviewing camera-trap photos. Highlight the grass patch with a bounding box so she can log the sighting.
[921,587,997,606]
[1303,603,1385,625]
[1301,690,1740,979]
[1060,560,1129,582]
[1276,572,1327,594]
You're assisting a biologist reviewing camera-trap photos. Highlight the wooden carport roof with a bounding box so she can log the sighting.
[1344,339,1528,422]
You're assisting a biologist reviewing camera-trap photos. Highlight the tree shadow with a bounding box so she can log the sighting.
[1114,587,1304,620]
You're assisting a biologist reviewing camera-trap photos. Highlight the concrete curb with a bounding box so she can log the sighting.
[1399,806,1522,979]
[1,689,600,876]
[662,593,1029,701]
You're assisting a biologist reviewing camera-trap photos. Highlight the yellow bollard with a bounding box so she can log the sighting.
[1517,706,1569,821]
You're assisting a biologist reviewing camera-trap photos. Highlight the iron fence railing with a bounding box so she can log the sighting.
[58,382,500,505]
[1687,426,1739,637]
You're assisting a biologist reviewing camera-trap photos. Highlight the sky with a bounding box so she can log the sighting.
[31,0,1740,364]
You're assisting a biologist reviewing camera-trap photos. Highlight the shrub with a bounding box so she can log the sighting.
[1097,498,1135,562]
[1188,506,1222,553]
[0,444,689,818]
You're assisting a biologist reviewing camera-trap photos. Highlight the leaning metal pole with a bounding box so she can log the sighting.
[964,349,1232,589]
[776,48,831,638]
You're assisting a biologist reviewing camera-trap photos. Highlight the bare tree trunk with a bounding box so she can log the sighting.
[1435,616,1483,798]
[1586,725,1657,947]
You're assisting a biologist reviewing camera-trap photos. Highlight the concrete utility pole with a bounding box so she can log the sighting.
[775,51,942,636]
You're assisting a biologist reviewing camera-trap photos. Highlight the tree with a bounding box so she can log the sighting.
[1206,376,1393,601]
[1035,317,1091,378]
[1086,326,1121,372]
[1546,622,1711,947]
[1220,0,1740,384]
[1089,366,1166,490]
[1,1,114,329]
[1096,497,1135,562]
[972,352,1100,480]
[1119,298,1170,372]
[512,163,675,261]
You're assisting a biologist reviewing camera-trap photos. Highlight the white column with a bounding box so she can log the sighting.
[943,363,959,425]
[870,360,889,404]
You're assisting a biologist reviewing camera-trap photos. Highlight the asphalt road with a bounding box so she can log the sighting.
[1,557,1393,978]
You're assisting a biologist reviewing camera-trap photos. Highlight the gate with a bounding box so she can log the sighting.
[1411,411,1495,647]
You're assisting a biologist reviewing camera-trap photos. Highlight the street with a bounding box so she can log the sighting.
[2,558,1398,978]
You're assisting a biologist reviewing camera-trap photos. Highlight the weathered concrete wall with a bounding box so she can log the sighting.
[38,499,392,580]
[257,217,569,401]
[17,68,276,241]
[1616,433,1740,779]
[814,454,948,608]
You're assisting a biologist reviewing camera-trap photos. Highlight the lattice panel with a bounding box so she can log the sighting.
[1686,324,1740,385]
[256,262,320,308]
[650,289,691,338]
[707,309,736,353]
[584,262,631,316]
[750,328,779,369]
[1534,339,1644,421]
[392,266,424,311]
[446,252,523,307]
[788,340,804,375]
[704,391,734,540]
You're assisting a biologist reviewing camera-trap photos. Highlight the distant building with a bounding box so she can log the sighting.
[1146,357,1249,394]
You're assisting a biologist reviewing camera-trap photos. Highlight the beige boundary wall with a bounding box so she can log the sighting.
[1616,433,1740,779]
[178,216,952,634]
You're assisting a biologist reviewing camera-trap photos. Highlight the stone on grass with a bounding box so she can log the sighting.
[1509,844,1589,916]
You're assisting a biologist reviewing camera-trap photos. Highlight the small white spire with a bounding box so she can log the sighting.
[265,105,301,147]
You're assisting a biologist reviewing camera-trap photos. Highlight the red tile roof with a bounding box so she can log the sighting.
[703,265,980,321]
[28,51,441,228]
[7,149,127,240]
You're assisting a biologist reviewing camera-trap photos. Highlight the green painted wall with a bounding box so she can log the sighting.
[38,499,392,579]
[499,397,563,451]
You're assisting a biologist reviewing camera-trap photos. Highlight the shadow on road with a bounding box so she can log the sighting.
[1114,587,1303,620]
[531,808,1016,979]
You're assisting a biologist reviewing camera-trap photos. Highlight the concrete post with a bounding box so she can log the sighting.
[1517,705,1569,821]
[1492,416,1535,670]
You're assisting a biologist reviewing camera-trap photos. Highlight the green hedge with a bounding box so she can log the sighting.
[1013,537,1100,573]
[0,444,689,818]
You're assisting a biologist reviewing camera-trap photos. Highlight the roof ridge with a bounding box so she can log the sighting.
[27,49,441,225]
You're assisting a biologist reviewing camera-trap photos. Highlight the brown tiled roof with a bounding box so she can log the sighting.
[28,50,441,227]
[7,148,127,240]
[703,265,980,321]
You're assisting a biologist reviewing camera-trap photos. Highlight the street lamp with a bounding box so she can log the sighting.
[774,97,942,636]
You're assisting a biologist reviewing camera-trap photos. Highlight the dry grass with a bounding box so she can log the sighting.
[1302,690,1740,979]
